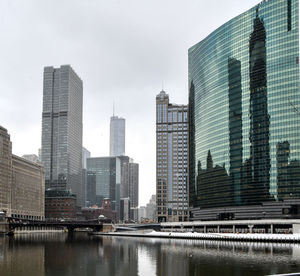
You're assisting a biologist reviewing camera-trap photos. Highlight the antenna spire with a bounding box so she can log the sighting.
[113,101,115,117]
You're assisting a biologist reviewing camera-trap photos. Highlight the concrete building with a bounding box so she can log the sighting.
[130,207,139,222]
[0,126,44,220]
[21,154,39,163]
[0,126,12,216]
[120,197,130,222]
[120,157,139,208]
[41,65,83,206]
[138,206,147,222]
[156,91,189,222]
[146,194,156,221]
[119,156,131,199]
[86,157,121,215]
[110,116,125,157]
[189,0,300,220]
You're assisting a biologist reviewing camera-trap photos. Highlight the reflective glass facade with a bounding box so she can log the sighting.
[86,157,121,212]
[189,0,300,210]
[110,116,125,157]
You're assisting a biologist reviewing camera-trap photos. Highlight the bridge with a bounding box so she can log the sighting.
[5,218,112,235]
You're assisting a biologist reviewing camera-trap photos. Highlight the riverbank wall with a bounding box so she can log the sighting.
[95,231,300,243]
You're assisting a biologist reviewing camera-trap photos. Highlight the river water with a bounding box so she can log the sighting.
[1,233,300,276]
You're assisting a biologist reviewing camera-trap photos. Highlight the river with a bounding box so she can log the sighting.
[1,233,300,275]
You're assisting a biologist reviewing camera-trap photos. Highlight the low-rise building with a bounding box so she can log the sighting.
[81,199,117,222]
[11,155,45,220]
[45,190,76,219]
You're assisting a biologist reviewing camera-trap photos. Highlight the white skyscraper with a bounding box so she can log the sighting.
[110,116,125,156]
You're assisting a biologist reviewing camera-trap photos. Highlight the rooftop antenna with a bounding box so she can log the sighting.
[162,81,165,91]
[113,100,115,117]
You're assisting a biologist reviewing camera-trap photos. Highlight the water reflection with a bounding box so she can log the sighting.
[1,234,300,276]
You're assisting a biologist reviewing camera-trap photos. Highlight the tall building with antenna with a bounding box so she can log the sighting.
[110,111,125,156]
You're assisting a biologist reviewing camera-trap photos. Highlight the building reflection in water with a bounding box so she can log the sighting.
[0,234,46,276]
[1,235,300,276]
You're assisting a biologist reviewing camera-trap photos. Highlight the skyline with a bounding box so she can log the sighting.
[0,0,260,206]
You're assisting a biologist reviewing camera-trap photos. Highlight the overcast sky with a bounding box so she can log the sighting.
[0,0,260,206]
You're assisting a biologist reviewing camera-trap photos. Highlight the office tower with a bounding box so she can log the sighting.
[138,206,147,221]
[119,156,131,198]
[110,116,125,156]
[120,197,131,222]
[82,147,91,170]
[128,163,139,208]
[0,126,45,220]
[82,147,91,206]
[156,90,189,223]
[119,156,139,208]
[146,194,156,221]
[86,157,121,214]
[189,0,300,220]
[41,65,83,206]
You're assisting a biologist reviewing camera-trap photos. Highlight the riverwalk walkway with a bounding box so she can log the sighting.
[96,230,300,243]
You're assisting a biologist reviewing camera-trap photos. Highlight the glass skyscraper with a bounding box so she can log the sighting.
[189,0,300,220]
[41,65,83,206]
[110,116,125,157]
[86,157,121,213]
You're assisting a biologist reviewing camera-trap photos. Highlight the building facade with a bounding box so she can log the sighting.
[45,190,76,219]
[120,160,139,208]
[0,126,44,220]
[156,91,189,222]
[119,156,139,208]
[120,197,130,222]
[82,147,91,206]
[110,116,125,157]
[0,126,12,216]
[189,0,300,220]
[119,156,131,199]
[138,206,147,222]
[86,157,121,214]
[41,65,83,206]
[146,194,156,222]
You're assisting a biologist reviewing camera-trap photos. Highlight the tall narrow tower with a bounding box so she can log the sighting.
[156,90,189,223]
[110,116,125,157]
[41,65,83,206]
